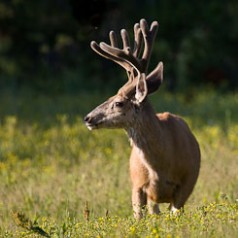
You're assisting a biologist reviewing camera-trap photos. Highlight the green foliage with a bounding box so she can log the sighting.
[0,88,237,237]
[0,1,237,90]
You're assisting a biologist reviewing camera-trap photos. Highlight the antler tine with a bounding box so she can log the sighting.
[140,19,159,73]
[91,40,130,71]
[133,23,143,58]
[119,29,135,82]
[109,31,118,47]
[121,29,131,50]
[91,41,113,60]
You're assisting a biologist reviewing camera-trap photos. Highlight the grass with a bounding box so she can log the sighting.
[0,87,237,237]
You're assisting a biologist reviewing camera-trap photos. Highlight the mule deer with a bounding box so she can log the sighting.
[84,19,200,219]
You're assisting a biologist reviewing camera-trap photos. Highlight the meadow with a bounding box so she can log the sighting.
[0,87,237,237]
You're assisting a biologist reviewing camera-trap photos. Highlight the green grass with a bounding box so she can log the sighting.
[0,88,237,237]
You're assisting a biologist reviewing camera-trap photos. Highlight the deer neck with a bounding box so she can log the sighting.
[126,100,163,168]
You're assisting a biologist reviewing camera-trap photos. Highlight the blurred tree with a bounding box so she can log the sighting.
[0,1,77,81]
[0,0,237,91]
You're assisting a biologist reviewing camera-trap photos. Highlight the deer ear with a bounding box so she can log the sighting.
[146,62,163,94]
[135,73,148,103]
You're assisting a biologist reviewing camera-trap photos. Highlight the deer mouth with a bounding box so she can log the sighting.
[84,119,101,130]
[84,118,103,130]
[85,122,98,130]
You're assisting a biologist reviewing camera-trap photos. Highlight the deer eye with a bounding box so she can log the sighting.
[115,101,124,108]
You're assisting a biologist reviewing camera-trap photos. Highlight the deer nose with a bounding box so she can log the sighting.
[84,115,91,123]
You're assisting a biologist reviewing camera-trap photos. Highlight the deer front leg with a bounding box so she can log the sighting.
[132,187,147,220]
[147,198,160,215]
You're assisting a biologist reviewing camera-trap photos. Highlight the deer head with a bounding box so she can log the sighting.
[84,19,163,130]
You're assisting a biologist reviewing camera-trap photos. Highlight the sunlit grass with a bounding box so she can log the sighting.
[0,88,237,237]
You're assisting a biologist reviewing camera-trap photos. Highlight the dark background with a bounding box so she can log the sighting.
[0,0,237,94]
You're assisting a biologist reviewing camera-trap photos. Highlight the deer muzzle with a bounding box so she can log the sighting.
[84,108,106,130]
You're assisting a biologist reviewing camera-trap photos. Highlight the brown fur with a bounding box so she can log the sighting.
[84,19,201,219]
[128,100,200,218]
